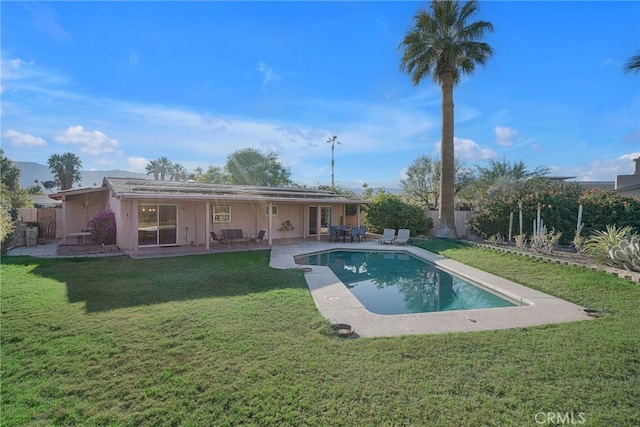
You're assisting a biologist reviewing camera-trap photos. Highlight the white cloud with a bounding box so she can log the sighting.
[455,137,496,161]
[3,129,47,147]
[494,126,518,147]
[24,3,71,41]
[127,157,148,172]
[55,125,120,155]
[618,152,640,162]
[551,153,640,181]
[257,62,281,87]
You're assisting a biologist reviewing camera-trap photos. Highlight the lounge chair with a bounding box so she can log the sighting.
[394,229,410,245]
[378,228,395,245]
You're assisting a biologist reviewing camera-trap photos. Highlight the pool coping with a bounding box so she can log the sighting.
[269,241,593,337]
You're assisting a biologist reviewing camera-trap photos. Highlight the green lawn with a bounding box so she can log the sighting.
[2,243,639,426]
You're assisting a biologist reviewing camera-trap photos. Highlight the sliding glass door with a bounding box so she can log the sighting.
[138,204,177,246]
[308,206,332,236]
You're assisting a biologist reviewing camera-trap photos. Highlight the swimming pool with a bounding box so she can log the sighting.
[294,250,518,315]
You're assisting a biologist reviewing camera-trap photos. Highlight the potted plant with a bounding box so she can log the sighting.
[279,220,295,239]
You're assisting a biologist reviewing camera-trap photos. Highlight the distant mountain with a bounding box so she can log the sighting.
[12,160,148,190]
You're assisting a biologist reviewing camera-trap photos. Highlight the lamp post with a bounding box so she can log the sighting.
[326,135,341,188]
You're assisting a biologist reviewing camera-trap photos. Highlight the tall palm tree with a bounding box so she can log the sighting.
[156,156,174,181]
[48,152,82,190]
[170,163,187,181]
[326,135,341,188]
[145,160,161,180]
[399,0,493,238]
[624,50,640,74]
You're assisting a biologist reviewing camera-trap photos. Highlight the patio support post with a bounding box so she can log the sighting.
[268,201,273,245]
[132,199,139,255]
[316,204,321,241]
[205,201,210,250]
[61,195,68,244]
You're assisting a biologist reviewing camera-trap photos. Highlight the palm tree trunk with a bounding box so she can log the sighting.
[436,73,457,238]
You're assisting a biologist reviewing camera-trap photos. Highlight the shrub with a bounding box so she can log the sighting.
[583,225,634,265]
[363,192,433,236]
[88,210,116,245]
[578,190,640,236]
[467,178,640,246]
[0,201,15,253]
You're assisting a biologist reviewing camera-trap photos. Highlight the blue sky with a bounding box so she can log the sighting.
[2,1,639,189]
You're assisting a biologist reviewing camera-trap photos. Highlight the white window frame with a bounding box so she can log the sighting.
[212,206,231,223]
[265,205,278,216]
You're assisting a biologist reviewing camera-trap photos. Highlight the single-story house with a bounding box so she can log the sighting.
[49,177,368,255]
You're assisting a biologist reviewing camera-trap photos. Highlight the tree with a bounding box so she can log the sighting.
[363,191,433,236]
[0,149,31,212]
[201,165,229,184]
[156,156,174,181]
[48,152,82,190]
[402,155,476,211]
[225,148,292,186]
[461,157,550,209]
[145,160,160,180]
[401,155,440,210]
[145,157,174,181]
[170,163,187,181]
[624,50,640,74]
[326,135,341,188]
[399,0,494,238]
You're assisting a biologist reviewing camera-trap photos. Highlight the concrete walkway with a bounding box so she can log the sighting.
[6,238,594,338]
[270,241,594,338]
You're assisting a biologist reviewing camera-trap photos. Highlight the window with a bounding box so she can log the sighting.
[212,206,231,222]
[265,205,278,216]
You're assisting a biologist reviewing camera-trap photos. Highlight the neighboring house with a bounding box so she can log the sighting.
[49,177,367,255]
[550,157,640,197]
[31,194,62,208]
[614,158,640,197]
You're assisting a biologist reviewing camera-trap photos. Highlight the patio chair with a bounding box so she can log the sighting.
[379,229,396,245]
[358,225,367,242]
[394,229,410,245]
[329,225,338,242]
[350,227,360,243]
[210,231,223,244]
[250,230,267,244]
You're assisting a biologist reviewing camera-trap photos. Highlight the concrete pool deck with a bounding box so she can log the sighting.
[270,241,593,338]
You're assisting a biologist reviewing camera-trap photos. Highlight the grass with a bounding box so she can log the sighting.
[2,244,639,426]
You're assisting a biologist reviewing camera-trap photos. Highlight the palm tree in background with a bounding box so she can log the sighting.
[47,152,82,190]
[157,156,174,181]
[399,0,493,238]
[624,50,640,74]
[171,163,187,181]
[326,135,341,188]
[145,160,161,180]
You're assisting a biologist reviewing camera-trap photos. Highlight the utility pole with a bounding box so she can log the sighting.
[326,135,341,188]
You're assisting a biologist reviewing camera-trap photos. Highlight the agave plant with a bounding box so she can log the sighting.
[608,234,640,272]
[583,225,635,266]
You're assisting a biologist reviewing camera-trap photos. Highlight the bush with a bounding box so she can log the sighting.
[363,192,433,236]
[578,190,640,236]
[0,201,15,254]
[88,210,116,245]
[467,178,640,246]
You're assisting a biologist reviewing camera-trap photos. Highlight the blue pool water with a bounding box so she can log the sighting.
[294,250,517,315]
